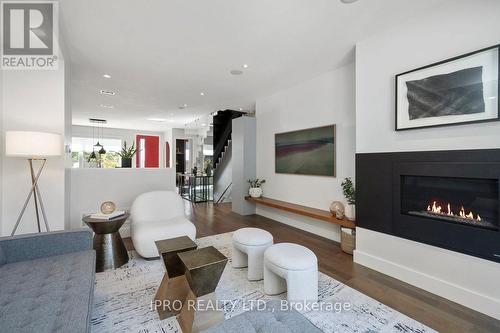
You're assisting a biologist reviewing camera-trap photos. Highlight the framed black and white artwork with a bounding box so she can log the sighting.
[395,44,499,131]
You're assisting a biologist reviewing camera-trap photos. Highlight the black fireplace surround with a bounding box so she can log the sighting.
[356,149,500,263]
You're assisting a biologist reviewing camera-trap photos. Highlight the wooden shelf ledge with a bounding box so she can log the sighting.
[245,196,355,229]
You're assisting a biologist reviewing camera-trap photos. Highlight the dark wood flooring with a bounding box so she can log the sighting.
[124,202,500,333]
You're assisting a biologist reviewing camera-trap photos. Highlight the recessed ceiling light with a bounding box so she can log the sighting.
[147,118,167,122]
[340,0,358,3]
[100,104,114,109]
[200,92,205,96]
[230,69,243,75]
[103,74,111,79]
[242,64,249,69]
[201,123,207,126]
[100,89,115,96]
[238,108,243,111]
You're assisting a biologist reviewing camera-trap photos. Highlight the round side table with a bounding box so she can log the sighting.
[83,213,130,272]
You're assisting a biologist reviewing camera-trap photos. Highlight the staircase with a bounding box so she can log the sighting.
[213,110,245,170]
[212,110,245,203]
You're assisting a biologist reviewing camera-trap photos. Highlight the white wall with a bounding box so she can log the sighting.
[232,117,256,215]
[72,125,165,168]
[355,0,500,319]
[69,168,176,236]
[255,63,355,241]
[1,62,67,236]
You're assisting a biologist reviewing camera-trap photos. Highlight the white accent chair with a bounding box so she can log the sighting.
[263,243,318,302]
[232,228,273,281]
[130,191,196,258]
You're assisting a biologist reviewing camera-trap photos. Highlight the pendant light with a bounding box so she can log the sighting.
[98,123,106,154]
[89,125,97,160]
[94,121,103,148]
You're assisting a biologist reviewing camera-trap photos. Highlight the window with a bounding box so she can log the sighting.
[71,137,122,168]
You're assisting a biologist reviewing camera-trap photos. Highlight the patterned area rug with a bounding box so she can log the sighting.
[92,232,436,333]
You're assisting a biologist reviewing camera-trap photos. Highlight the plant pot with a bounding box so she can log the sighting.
[345,204,356,221]
[249,187,263,198]
[121,157,132,168]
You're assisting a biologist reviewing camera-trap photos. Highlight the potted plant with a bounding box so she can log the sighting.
[117,141,138,168]
[341,177,356,221]
[248,179,266,198]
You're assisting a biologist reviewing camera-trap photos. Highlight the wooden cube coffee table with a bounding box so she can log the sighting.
[153,236,197,320]
[177,246,228,333]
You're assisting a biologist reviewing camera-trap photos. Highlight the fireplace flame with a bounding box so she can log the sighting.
[427,201,481,222]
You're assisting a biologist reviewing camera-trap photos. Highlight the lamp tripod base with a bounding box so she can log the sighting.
[11,159,51,236]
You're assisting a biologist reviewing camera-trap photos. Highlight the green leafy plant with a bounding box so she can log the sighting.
[204,159,213,174]
[341,177,356,205]
[248,178,266,188]
[117,141,138,158]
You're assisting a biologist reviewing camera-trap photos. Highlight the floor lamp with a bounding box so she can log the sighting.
[5,131,63,236]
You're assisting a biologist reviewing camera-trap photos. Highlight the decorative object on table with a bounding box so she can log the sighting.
[396,44,499,131]
[100,201,116,214]
[90,210,125,220]
[248,178,266,198]
[5,131,63,235]
[153,236,197,320]
[340,227,356,254]
[342,177,356,221]
[117,141,137,168]
[177,246,228,333]
[83,213,130,272]
[192,166,198,175]
[275,125,336,177]
[329,201,345,219]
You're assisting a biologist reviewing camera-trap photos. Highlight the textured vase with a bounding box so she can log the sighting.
[345,204,356,221]
[249,187,263,198]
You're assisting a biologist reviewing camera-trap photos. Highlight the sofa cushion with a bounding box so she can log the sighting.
[0,250,95,333]
[201,301,321,333]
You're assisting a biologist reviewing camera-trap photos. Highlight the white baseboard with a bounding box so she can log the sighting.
[354,249,500,320]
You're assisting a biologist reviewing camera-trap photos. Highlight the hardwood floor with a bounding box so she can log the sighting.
[125,202,500,333]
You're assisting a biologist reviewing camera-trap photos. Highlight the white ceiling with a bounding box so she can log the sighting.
[62,0,448,131]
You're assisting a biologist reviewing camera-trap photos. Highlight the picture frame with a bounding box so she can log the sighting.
[275,125,336,177]
[395,44,500,131]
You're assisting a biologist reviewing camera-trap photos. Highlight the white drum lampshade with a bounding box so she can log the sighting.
[5,131,63,158]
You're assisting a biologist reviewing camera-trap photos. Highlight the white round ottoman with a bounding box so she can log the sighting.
[232,228,273,281]
[264,243,318,302]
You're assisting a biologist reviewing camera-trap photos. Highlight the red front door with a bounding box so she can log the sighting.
[136,135,160,168]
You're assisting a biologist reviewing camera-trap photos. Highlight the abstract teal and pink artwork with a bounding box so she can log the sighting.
[275,125,336,177]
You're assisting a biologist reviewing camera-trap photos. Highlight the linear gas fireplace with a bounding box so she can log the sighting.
[356,149,500,263]
[401,175,499,231]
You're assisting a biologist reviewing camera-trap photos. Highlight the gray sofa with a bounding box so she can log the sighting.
[0,230,96,333]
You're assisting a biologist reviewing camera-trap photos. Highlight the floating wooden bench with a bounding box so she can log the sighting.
[245,196,355,229]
